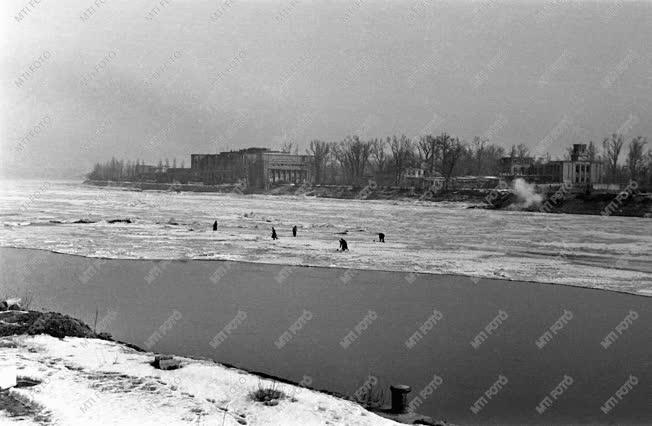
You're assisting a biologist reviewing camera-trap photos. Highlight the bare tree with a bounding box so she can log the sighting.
[390,135,413,185]
[125,160,133,178]
[333,136,373,185]
[603,134,625,182]
[626,136,648,181]
[436,133,465,190]
[417,135,437,176]
[370,138,389,175]
[87,157,133,181]
[472,136,488,175]
[516,144,530,159]
[324,143,341,184]
[454,143,475,176]
[484,144,506,175]
[645,150,652,188]
[306,140,331,184]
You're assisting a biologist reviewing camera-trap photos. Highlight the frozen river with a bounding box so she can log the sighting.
[1,179,651,295]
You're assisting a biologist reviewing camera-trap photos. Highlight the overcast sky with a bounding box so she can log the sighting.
[2,0,651,178]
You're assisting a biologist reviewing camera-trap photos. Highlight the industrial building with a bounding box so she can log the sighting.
[500,144,604,189]
[190,148,313,189]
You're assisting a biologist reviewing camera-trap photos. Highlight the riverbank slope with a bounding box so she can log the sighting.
[0,311,402,425]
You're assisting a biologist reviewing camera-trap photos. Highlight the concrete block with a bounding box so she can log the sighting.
[157,358,181,370]
[153,355,180,370]
[154,354,173,363]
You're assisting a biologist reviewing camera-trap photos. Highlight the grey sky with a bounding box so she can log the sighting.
[2,0,651,178]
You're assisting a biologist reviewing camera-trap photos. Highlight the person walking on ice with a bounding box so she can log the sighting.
[271,227,278,240]
[339,238,348,252]
[292,225,297,237]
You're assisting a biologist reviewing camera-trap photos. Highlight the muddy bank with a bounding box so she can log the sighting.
[0,309,145,352]
[0,310,108,340]
[83,179,480,202]
[480,190,652,217]
[552,192,652,217]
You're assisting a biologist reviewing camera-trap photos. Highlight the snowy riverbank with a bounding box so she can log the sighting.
[1,333,400,425]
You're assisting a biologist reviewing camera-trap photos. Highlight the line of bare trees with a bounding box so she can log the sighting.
[599,135,651,184]
[88,158,142,181]
[88,157,184,181]
[307,134,509,188]
[307,133,652,188]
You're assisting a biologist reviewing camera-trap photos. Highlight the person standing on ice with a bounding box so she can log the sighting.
[292,225,297,237]
[212,220,217,231]
[271,227,278,240]
[378,232,385,243]
[339,238,348,252]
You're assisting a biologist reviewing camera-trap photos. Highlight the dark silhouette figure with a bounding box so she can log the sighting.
[292,225,297,237]
[378,232,385,243]
[272,227,278,240]
[212,221,218,231]
[339,238,349,252]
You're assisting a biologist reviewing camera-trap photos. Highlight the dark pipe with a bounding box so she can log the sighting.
[390,384,411,413]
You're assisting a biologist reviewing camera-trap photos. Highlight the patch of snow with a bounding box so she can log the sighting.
[0,335,397,425]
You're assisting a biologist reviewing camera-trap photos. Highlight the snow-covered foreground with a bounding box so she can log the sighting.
[1,179,651,295]
[0,334,396,425]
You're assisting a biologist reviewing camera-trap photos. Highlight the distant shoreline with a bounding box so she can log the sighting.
[83,179,652,217]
